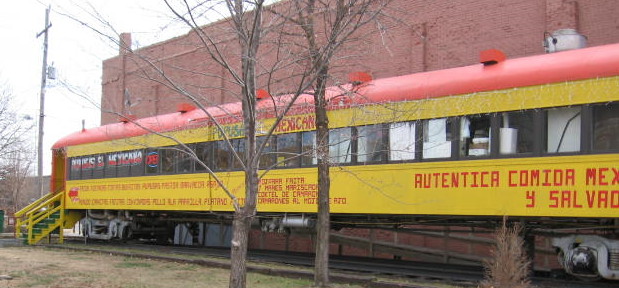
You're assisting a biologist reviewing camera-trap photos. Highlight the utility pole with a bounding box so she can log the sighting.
[36,6,51,197]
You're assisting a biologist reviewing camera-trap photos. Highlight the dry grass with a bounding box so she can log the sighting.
[480,218,532,288]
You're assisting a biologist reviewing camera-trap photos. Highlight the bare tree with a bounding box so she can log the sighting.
[272,1,391,285]
[57,1,391,287]
[0,84,35,214]
[481,217,532,288]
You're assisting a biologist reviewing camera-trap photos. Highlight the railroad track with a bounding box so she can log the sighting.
[49,238,617,288]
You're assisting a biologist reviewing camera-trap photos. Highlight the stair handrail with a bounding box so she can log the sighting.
[27,195,63,227]
[14,192,56,218]
[28,202,65,244]
[15,191,65,244]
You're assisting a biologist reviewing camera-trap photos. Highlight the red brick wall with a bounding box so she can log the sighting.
[101,0,619,124]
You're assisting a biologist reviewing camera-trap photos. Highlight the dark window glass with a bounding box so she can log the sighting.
[214,141,231,171]
[117,155,131,177]
[499,111,535,155]
[129,150,144,177]
[145,149,160,174]
[231,139,245,170]
[593,102,619,151]
[301,131,317,166]
[105,154,117,178]
[177,146,193,174]
[357,124,385,163]
[277,133,300,167]
[547,106,580,153]
[460,115,491,157]
[161,147,176,174]
[195,142,212,172]
[329,127,352,164]
[79,155,95,179]
[69,157,81,180]
[93,155,105,179]
[258,136,275,169]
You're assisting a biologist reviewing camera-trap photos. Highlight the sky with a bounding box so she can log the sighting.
[0,1,190,175]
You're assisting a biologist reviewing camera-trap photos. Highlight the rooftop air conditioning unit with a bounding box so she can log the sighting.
[544,28,587,53]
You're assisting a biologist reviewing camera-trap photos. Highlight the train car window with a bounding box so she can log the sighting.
[547,106,581,153]
[276,133,300,167]
[177,145,193,174]
[104,154,117,178]
[93,155,105,179]
[422,118,452,159]
[329,127,352,164]
[357,124,385,163]
[389,122,416,161]
[258,136,275,169]
[231,139,246,170]
[104,150,144,178]
[498,111,535,155]
[592,102,619,151]
[214,141,231,171]
[145,149,160,175]
[301,131,317,166]
[80,155,96,179]
[194,142,212,172]
[161,147,176,174]
[69,157,81,180]
[128,150,145,177]
[460,115,491,157]
[116,154,131,177]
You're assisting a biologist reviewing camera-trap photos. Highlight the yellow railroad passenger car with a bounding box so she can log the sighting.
[52,43,619,280]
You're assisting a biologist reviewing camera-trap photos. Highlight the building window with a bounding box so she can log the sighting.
[547,106,580,153]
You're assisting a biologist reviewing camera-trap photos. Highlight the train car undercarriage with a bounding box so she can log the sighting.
[79,209,619,280]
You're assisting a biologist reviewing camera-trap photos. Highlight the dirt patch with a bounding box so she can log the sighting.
[0,246,357,288]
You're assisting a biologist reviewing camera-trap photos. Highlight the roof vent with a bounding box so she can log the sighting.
[177,103,197,113]
[348,72,372,85]
[119,114,137,123]
[256,89,271,100]
[480,49,506,66]
[544,29,587,53]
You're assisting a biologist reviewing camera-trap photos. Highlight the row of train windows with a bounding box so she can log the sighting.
[68,102,619,180]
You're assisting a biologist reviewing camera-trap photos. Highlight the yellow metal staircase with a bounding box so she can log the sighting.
[15,191,70,245]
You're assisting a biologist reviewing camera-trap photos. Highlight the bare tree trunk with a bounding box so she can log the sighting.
[229,209,252,287]
[314,66,331,286]
[229,1,262,287]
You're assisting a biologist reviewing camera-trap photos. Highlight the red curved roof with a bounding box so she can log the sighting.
[53,43,619,149]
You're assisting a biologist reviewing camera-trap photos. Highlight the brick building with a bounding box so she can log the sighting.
[100,0,619,269]
[102,0,619,125]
